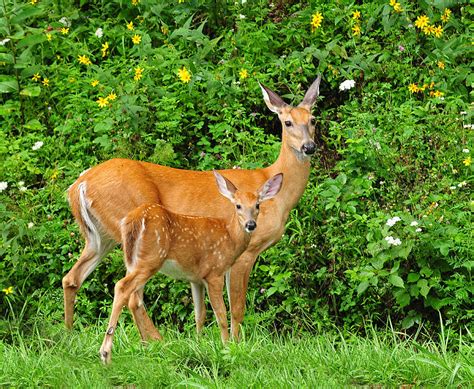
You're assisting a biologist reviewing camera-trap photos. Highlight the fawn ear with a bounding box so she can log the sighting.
[298,75,321,110]
[259,82,288,114]
[258,173,283,202]
[214,171,237,201]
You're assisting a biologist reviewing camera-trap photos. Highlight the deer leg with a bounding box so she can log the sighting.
[228,251,258,341]
[206,275,229,344]
[128,287,162,341]
[99,270,153,364]
[191,282,206,334]
[62,240,114,329]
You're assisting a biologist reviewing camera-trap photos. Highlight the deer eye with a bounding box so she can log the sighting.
[256,203,260,210]
[236,204,241,210]
[284,120,292,127]
[310,118,316,125]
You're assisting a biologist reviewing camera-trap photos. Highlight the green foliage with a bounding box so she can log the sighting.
[0,0,472,336]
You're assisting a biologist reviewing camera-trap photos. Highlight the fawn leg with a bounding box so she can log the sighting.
[191,282,206,334]
[128,287,162,341]
[206,276,229,344]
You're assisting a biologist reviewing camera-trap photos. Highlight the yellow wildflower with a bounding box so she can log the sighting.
[132,34,141,45]
[134,66,143,81]
[432,25,443,38]
[132,0,139,5]
[311,12,323,31]
[101,41,109,57]
[408,83,419,93]
[2,286,13,294]
[46,33,52,41]
[178,66,191,83]
[415,15,430,29]
[78,55,92,65]
[393,3,403,13]
[430,90,444,98]
[429,81,435,89]
[30,0,37,5]
[178,0,185,3]
[389,0,396,6]
[107,92,117,101]
[352,11,361,20]
[127,21,134,31]
[437,61,445,70]
[42,78,49,86]
[91,80,99,87]
[352,24,361,36]
[463,156,472,166]
[441,9,451,23]
[239,69,249,79]
[32,73,41,82]
[161,25,169,35]
[97,97,109,108]
[60,27,69,35]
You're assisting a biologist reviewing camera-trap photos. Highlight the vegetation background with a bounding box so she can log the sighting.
[0,0,472,386]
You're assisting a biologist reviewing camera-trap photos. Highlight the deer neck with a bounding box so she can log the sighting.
[267,131,312,213]
[227,213,251,254]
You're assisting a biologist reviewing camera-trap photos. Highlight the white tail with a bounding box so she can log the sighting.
[99,173,283,363]
[64,76,321,340]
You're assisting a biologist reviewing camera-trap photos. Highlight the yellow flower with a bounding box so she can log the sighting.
[432,25,443,38]
[107,92,117,101]
[101,41,109,57]
[352,24,361,36]
[408,83,419,93]
[134,66,143,81]
[127,21,134,31]
[60,27,69,35]
[32,73,41,82]
[463,156,472,166]
[437,61,445,70]
[430,90,443,98]
[30,0,37,5]
[311,12,323,31]
[2,286,13,294]
[161,25,169,35]
[78,55,92,65]
[97,97,109,108]
[422,25,436,35]
[46,33,52,41]
[352,11,361,20]
[441,9,451,23]
[177,66,191,83]
[132,0,140,5]
[415,15,430,29]
[239,68,249,79]
[91,79,99,87]
[429,81,435,89]
[132,34,141,44]
[393,3,403,13]
[42,78,49,86]
[389,0,396,6]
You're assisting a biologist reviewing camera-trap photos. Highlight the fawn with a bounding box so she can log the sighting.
[99,171,283,363]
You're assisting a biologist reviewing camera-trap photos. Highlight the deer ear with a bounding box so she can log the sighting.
[298,75,321,110]
[213,171,237,201]
[259,82,288,114]
[258,173,283,202]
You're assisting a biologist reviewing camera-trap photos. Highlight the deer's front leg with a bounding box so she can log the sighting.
[206,275,229,344]
[191,282,206,334]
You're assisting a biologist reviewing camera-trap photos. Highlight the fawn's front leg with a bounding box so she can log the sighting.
[206,275,229,343]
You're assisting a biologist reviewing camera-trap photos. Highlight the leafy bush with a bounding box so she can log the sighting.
[1,0,472,336]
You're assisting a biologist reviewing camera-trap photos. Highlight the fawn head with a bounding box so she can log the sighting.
[259,75,321,159]
[213,172,283,233]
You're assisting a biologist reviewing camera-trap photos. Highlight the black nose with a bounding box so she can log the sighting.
[245,220,257,232]
[301,142,316,155]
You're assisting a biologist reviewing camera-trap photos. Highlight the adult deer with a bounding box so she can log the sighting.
[99,172,282,363]
[64,75,321,340]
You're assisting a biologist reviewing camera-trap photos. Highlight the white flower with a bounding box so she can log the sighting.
[415,228,422,232]
[18,181,27,192]
[385,236,402,246]
[95,28,103,38]
[450,186,456,190]
[28,222,34,229]
[463,124,474,129]
[239,14,246,19]
[410,221,418,226]
[59,17,71,27]
[386,216,401,227]
[241,0,247,3]
[462,148,469,153]
[460,111,467,115]
[0,181,8,192]
[457,181,467,188]
[339,79,356,91]
[0,38,10,46]
[32,141,43,150]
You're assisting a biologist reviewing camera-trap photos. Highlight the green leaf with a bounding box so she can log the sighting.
[0,53,15,64]
[17,33,47,49]
[417,279,430,298]
[407,273,420,283]
[24,119,44,130]
[11,7,45,24]
[0,77,18,93]
[20,86,41,97]
[357,281,370,295]
[388,274,404,288]
[394,289,410,307]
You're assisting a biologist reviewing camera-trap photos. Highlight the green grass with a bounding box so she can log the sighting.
[1,319,473,388]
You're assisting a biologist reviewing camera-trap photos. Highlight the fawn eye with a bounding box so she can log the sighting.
[256,203,260,210]
[310,118,316,125]
[236,204,242,210]
[285,120,292,127]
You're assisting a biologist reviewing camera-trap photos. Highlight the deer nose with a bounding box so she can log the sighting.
[245,220,257,232]
[301,142,316,155]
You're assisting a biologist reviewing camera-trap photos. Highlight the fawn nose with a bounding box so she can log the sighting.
[245,220,257,232]
[301,142,316,155]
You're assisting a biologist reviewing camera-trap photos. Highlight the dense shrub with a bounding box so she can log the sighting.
[1,0,472,336]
